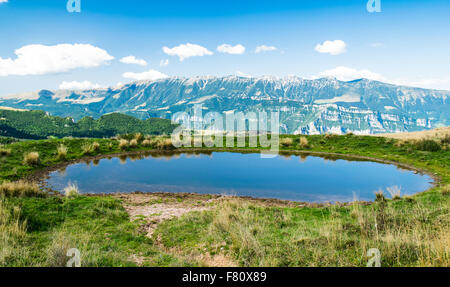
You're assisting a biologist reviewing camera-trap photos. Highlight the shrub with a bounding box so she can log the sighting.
[57,144,68,160]
[299,137,309,149]
[63,183,80,198]
[129,139,138,148]
[24,152,39,166]
[119,139,129,150]
[0,181,44,197]
[280,138,293,148]
[415,139,441,152]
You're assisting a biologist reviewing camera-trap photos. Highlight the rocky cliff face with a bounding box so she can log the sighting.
[1,76,448,134]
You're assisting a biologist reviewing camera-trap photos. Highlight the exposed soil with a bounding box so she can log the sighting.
[114,192,218,237]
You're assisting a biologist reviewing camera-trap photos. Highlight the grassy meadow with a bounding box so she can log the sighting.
[0,132,449,266]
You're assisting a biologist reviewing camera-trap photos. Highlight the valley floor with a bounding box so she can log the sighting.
[0,133,449,266]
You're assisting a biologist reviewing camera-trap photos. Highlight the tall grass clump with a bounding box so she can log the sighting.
[129,139,139,148]
[0,199,28,266]
[280,138,293,148]
[119,139,129,151]
[23,152,39,166]
[82,142,100,155]
[57,144,68,160]
[63,183,80,198]
[155,138,174,150]
[299,137,309,149]
[0,181,44,197]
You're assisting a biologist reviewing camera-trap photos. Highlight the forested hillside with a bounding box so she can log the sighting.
[0,109,178,139]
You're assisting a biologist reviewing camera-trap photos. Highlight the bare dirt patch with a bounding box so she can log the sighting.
[114,192,219,237]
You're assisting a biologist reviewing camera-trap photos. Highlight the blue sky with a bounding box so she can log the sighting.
[1,0,450,96]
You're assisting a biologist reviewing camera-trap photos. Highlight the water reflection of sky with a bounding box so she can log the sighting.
[47,152,433,202]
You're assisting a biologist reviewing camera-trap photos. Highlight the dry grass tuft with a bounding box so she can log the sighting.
[0,181,44,197]
[155,138,174,150]
[119,139,129,150]
[92,142,100,152]
[23,152,39,166]
[280,138,293,148]
[57,144,68,160]
[0,199,28,265]
[82,142,100,155]
[129,139,139,148]
[299,137,309,149]
[63,183,80,198]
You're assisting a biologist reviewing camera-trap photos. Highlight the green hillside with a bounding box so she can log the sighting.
[0,109,178,139]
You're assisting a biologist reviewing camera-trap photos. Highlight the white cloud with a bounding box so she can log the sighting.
[162,43,213,61]
[122,69,168,81]
[160,59,169,67]
[0,0,8,3]
[236,71,251,78]
[59,81,105,90]
[120,56,147,66]
[255,45,277,53]
[317,66,385,81]
[315,40,347,55]
[217,44,245,55]
[0,44,114,76]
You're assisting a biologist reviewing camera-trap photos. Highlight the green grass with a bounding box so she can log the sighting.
[0,133,448,266]
[155,190,449,267]
[1,196,197,267]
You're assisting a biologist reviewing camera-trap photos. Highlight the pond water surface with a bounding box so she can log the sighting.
[45,152,433,202]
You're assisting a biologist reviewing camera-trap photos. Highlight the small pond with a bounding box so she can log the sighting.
[45,152,433,202]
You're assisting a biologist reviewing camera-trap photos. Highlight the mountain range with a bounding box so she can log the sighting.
[1,76,448,134]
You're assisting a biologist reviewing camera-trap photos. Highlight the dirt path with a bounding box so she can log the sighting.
[114,192,239,266]
[114,192,219,237]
